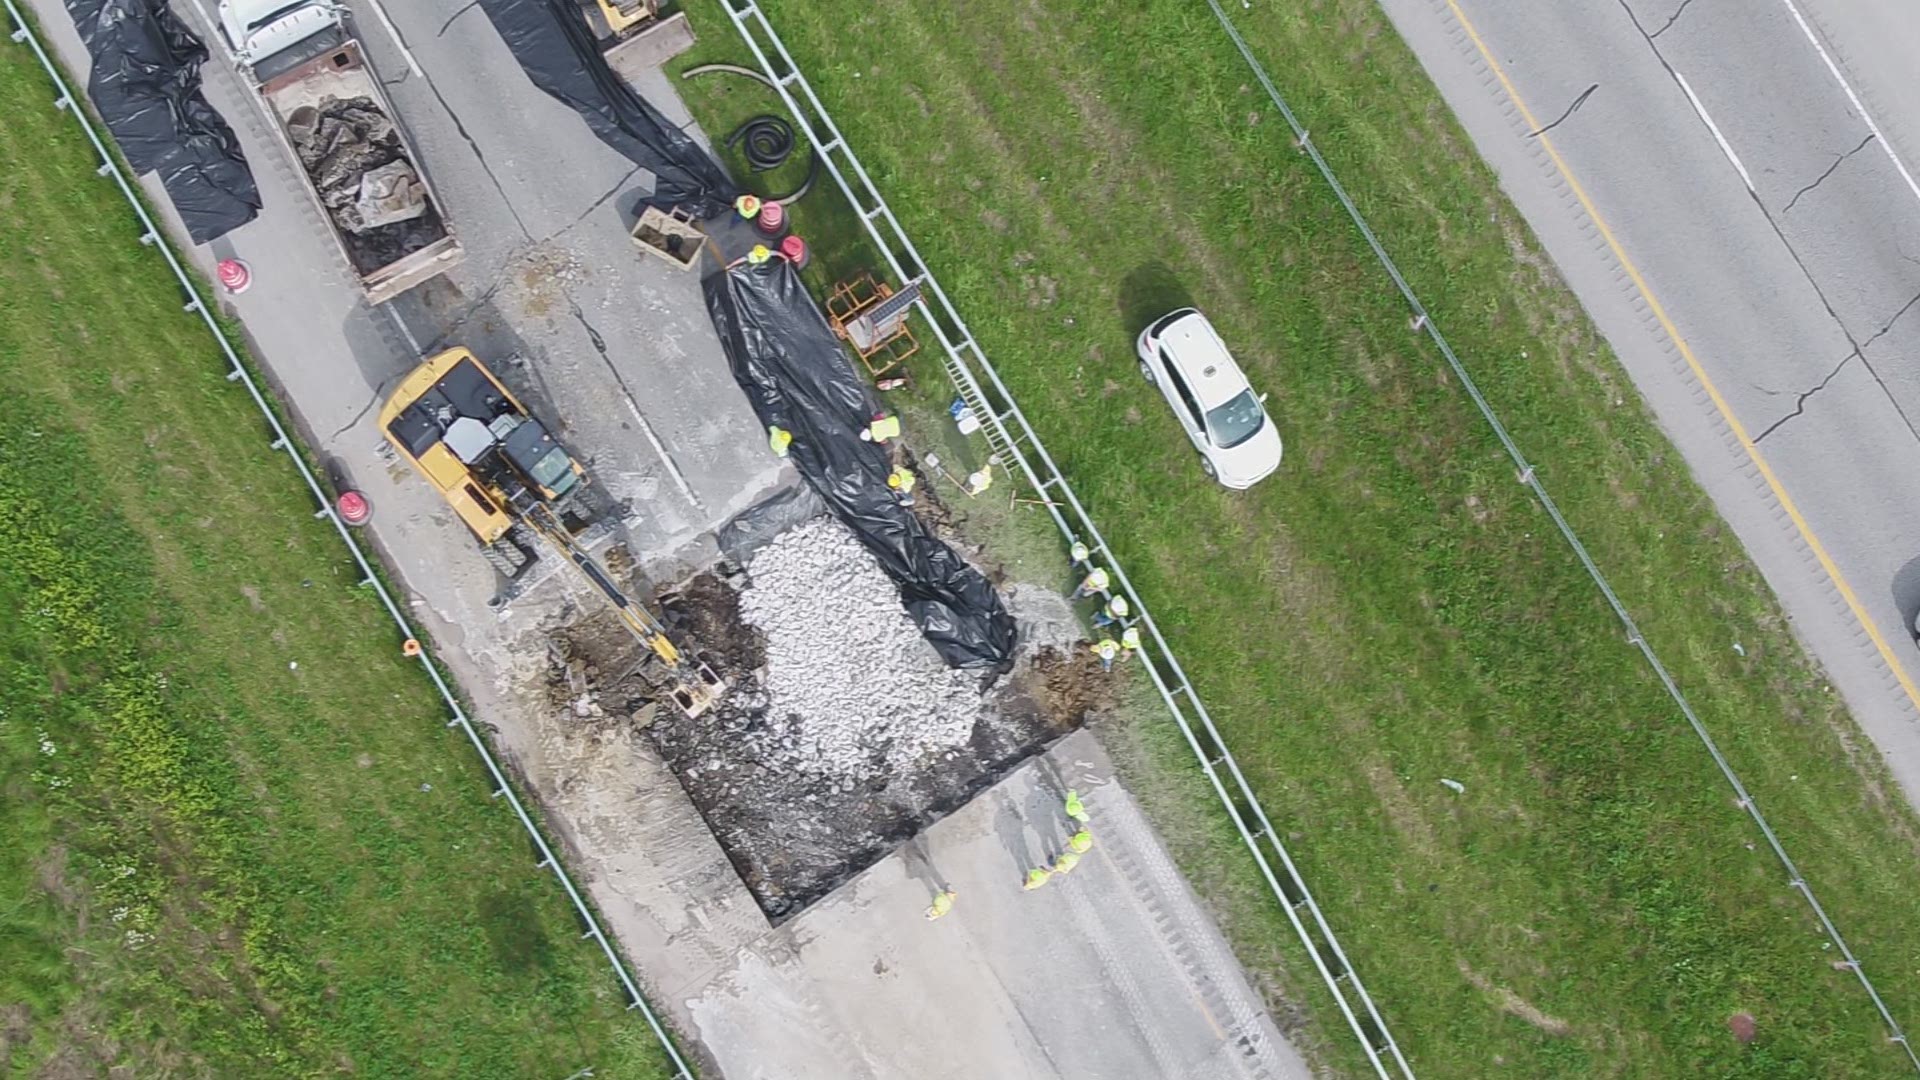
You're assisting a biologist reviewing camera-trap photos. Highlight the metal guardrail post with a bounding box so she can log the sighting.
[715,2,1413,1075]
[1201,0,1918,1072]
[0,9,696,1077]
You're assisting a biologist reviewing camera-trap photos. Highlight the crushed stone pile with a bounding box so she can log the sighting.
[735,516,985,779]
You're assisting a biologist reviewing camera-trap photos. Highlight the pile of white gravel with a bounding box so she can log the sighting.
[736,516,985,780]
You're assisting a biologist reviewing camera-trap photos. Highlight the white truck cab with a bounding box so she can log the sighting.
[216,0,342,67]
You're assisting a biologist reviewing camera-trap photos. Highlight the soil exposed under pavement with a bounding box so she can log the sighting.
[545,518,1107,920]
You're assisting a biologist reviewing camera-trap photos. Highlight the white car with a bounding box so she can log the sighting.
[1135,308,1283,489]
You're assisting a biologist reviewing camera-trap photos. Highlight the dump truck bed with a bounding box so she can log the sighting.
[255,38,462,304]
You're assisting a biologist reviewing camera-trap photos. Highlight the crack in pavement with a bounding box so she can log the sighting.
[1783,132,1876,213]
[414,161,638,355]
[535,165,643,250]
[417,246,531,355]
[1528,83,1598,139]
[1648,0,1697,39]
[562,292,705,510]
[390,9,532,242]
[330,375,398,440]
[1753,349,1857,443]
[437,0,481,37]
[1619,0,1920,449]
[1860,286,1920,352]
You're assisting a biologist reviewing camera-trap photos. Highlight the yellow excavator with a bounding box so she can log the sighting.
[591,0,656,37]
[380,347,723,716]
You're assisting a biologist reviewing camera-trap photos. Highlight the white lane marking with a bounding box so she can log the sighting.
[1778,0,1920,205]
[621,394,704,511]
[384,304,424,358]
[181,0,220,46]
[357,0,425,81]
[1674,69,1755,192]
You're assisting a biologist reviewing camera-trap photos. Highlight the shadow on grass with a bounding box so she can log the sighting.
[478,888,555,975]
[1117,261,1195,339]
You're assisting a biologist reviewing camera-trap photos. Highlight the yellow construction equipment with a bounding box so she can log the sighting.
[594,0,656,37]
[380,347,723,715]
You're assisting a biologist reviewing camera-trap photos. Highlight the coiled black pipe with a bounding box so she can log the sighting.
[728,115,795,171]
[680,64,819,206]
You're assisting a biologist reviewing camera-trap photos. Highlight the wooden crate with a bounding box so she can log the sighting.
[630,205,706,272]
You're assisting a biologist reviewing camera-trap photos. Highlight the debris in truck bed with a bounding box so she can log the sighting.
[286,95,445,271]
[643,519,1109,919]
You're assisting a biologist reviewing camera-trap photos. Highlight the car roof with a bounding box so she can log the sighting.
[1159,311,1251,409]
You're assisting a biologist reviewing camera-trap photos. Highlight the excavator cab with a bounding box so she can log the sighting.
[379,347,587,545]
[380,347,725,717]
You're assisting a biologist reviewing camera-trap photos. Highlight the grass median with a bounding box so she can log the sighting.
[670,0,1920,1075]
[0,44,673,1078]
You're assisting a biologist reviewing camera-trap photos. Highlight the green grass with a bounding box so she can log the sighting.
[670,0,1920,1075]
[0,45,672,1079]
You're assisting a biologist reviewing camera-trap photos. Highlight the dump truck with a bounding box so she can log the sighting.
[217,0,462,304]
[380,348,724,716]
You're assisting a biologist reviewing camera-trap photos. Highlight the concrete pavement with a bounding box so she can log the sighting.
[685,729,1311,1080]
[19,0,1313,1073]
[1377,0,1920,807]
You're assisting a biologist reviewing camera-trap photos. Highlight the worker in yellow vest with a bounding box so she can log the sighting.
[1092,595,1130,629]
[1069,539,1092,568]
[735,194,762,219]
[1051,850,1082,875]
[925,888,957,920]
[1072,566,1110,598]
[1064,789,1090,824]
[1091,637,1120,672]
[768,425,792,457]
[1119,625,1142,661]
[1023,866,1053,891]
[888,467,916,506]
[1068,828,1093,854]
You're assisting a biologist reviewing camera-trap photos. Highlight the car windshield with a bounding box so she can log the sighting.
[246,1,312,30]
[1205,390,1265,448]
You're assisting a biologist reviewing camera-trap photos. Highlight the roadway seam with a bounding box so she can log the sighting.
[1647,0,1696,40]
[1440,0,1920,722]
[1612,0,1920,450]
[1433,0,1920,1068]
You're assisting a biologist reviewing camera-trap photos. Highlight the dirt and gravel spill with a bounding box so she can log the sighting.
[544,516,1108,920]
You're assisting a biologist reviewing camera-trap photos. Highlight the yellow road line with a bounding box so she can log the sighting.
[1442,0,1920,714]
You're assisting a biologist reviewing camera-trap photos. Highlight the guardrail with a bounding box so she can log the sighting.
[717,2,1415,1076]
[1,8,697,1078]
[1202,1,1917,1072]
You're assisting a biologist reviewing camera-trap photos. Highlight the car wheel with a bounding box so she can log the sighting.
[1139,359,1156,385]
[1199,456,1216,480]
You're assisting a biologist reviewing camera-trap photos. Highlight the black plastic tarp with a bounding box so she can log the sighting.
[706,260,1017,669]
[477,0,735,218]
[66,0,260,244]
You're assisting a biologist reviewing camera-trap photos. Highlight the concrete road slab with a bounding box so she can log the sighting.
[685,730,1311,1080]
[21,0,1311,1074]
[1379,0,1920,810]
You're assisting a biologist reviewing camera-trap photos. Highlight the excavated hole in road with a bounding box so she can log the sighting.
[550,516,1107,921]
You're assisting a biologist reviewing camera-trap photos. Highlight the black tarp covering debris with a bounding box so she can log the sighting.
[706,259,1017,669]
[477,0,735,218]
[65,0,260,243]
